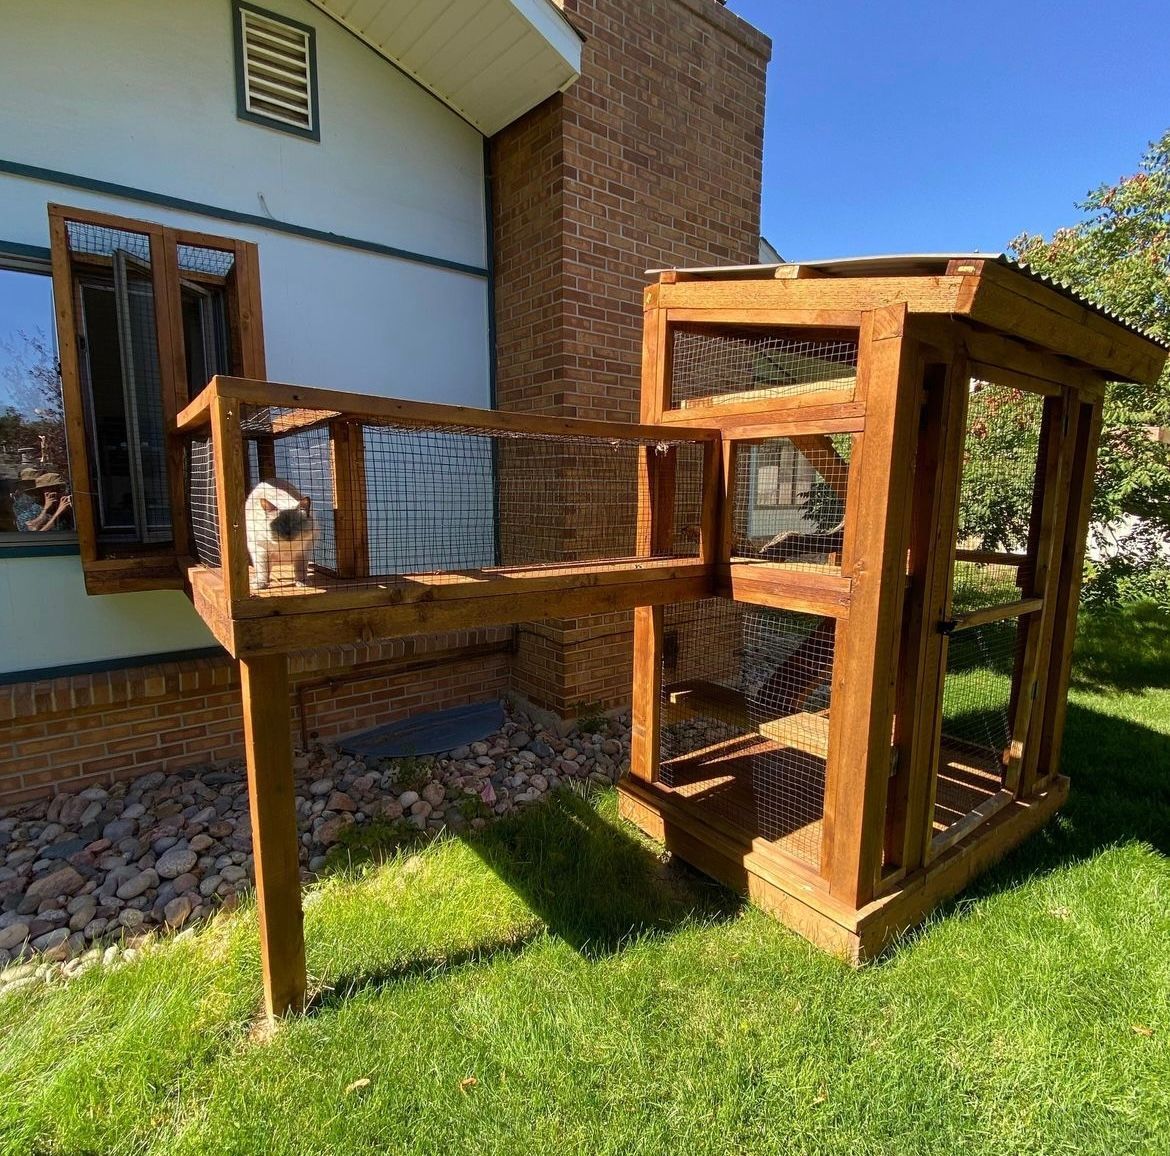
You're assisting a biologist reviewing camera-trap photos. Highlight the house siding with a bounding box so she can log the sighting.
[0,0,492,673]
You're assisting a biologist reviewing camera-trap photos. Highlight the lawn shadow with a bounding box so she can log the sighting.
[464,785,743,960]
[308,927,544,1013]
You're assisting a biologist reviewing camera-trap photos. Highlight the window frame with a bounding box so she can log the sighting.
[232,0,321,142]
[47,204,266,594]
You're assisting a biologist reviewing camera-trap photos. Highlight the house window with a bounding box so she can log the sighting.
[233,1,320,141]
[0,260,73,540]
[47,205,266,593]
[753,441,808,509]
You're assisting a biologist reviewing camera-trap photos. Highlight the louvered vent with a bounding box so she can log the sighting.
[237,6,316,135]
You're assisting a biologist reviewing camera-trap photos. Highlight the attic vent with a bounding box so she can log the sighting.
[234,2,319,140]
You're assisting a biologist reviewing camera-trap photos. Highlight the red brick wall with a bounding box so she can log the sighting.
[0,629,512,806]
[491,0,770,709]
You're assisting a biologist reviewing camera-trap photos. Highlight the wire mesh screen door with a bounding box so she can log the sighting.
[927,381,1071,856]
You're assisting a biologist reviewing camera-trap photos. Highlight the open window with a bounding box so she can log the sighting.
[48,205,265,593]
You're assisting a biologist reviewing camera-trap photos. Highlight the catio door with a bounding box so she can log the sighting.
[925,378,1076,860]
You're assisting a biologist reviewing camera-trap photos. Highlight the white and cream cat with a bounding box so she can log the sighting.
[243,479,317,590]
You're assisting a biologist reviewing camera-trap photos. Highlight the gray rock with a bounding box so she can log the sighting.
[198,875,222,898]
[156,847,197,880]
[115,869,158,901]
[84,917,108,940]
[31,927,69,953]
[69,904,97,932]
[308,778,334,797]
[26,866,85,904]
[189,834,215,853]
[170,872,199,894]
[509,732,532,750]
[0,923,29,951]
[117,909,145,931]
[102,818,137,843]
[220,864,247,884]
[41,838,87,861]
[398,790,420,809]
[163,895,193,928]
[528,739,555,759]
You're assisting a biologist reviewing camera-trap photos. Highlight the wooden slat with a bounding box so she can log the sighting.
[1035,398,1102,783]
[822,303,921,907]
[211,394,251,602]
[657,399,865,433]
[657,276,970,316]
[329,420,369,580]
[954,548,1027,568]
[630,605,664,782]
[659,389,859,425]
[1017,391,1080,795]
[699,437,722,566]
[239,653,306,1020]
[950,598,1043,632]
[664,308,861,327]
[208,376,719,445]
[47,206,99,567]
[884,355,967,871]
[718,563,852,619]
[158,230,191,561]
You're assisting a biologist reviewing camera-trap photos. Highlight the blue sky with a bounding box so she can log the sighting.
[726,0,1170,259]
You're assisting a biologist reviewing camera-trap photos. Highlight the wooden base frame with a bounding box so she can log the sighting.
[618,773,1069,963]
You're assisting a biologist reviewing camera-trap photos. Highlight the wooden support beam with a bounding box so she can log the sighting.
[329,420,369,580]
[192,377,717,447]
[1035,397,1103,783]
[239,653,306,1020]
[211,394,251,602]
[885,355,968,872]
[821,303,921,907]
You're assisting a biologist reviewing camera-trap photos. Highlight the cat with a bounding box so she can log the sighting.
[243,479,317,590]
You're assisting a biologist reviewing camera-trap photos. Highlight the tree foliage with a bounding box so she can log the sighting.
[1010,130,1170,604]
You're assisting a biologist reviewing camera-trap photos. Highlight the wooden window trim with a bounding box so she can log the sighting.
[47,204,266,594]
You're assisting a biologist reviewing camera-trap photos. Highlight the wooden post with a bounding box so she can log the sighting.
[885,352,968,871]
[1034,394,1103,786]
[329,419,369,579]
[631,280,676,782]
[239,652,306,1019]
[211,389,251,601]
[1007,390,1078,795]
[821,303,921,907]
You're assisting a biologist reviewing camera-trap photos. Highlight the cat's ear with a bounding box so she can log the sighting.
[298,495,312,513]
[259,497,277,513]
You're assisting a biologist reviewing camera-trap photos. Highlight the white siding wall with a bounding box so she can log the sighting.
[0,0,491,674]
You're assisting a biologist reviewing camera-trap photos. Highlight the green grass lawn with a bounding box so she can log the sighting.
[3,605,1169,1156]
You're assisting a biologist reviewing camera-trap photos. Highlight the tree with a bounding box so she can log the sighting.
[0,328,66,467]
[1010,130,1170,604]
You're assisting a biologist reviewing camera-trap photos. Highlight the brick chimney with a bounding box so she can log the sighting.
[490,0,771,712]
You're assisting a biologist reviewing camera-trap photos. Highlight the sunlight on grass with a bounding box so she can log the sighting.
[2,608,1169,1155]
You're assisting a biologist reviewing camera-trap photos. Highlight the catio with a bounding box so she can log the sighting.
[57,221,1164,1015]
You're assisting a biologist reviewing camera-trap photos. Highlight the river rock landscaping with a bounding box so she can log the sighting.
[0,701,629,994]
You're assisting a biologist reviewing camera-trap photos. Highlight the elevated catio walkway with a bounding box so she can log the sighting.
[170,255,1166,1020]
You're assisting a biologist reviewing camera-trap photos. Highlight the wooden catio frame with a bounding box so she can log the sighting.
[169,255,1164,1018]
[618,255,1167,962]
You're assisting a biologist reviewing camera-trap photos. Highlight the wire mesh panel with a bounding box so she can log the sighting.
[187,404,705,590]
[731,435,853,570]
[934,619,1019,835]
[188,436,220,567]
[670,326,858,409]
[660,597,836,869]
[953,383,1044,611]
